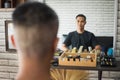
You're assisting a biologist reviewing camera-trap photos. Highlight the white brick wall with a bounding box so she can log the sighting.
[0,0,120,80]
[0,9,13,52]
[46,0,114,48]
[0,8,17,80]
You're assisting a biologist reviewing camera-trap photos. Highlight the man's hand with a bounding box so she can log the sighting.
[61,44,69,52]
[95,45,101,50]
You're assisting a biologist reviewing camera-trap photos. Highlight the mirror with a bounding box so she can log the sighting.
[46,0,116,51]
[5,20,16,52]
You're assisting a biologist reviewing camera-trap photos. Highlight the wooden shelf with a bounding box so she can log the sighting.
[0,0,27,8]
[0,8,14,12]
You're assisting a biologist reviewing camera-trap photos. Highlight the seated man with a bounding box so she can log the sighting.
[62,14,101,52]
[51,14,95,80]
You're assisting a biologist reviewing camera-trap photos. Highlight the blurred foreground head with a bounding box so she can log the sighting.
[12,2,59,58]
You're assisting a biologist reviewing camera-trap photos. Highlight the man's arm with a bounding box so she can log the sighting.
[61,32,72,51]
[61,44,69,52]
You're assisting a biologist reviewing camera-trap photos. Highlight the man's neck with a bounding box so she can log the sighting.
[16,56,51,80]
[77,29,84,34]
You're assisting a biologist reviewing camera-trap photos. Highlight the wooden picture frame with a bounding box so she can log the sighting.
[5,20,16,52]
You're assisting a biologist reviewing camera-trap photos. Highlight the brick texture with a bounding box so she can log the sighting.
[0,0,120,80]
[46,0,114,48]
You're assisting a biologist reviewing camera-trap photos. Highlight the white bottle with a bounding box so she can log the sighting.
[88,46,92,52]
[4,0,11,8]
[78,46,83,54]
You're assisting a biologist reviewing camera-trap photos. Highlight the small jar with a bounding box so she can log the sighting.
[4,0,11,8]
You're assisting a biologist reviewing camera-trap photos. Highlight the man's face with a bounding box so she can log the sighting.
[76,16,86,30]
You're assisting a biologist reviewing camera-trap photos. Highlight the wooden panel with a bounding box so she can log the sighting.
[10,0,13,8]
[0,0,1,8]
[16,0,25,5]
[0,0,26,8]
[59,53,97,67]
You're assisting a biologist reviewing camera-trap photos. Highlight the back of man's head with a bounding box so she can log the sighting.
[12,2,59,58]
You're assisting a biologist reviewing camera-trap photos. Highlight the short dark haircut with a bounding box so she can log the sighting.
[12,2,58,27]
[76,14,86,21]
[12,2,59,57]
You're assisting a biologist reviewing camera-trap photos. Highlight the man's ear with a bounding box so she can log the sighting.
[11,35,16,48]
